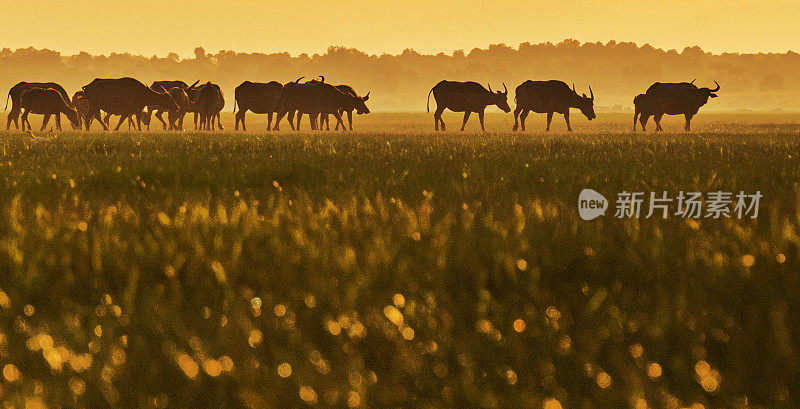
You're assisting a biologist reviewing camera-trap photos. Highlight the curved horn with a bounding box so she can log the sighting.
[589,85,594,100]
[188,80,200,89]
[318,75,325,83]
[295,76,305,83]
[502,82,507,94]
[690,79,696,84]
[572,83,577,94]
[364,91,370,98]
[487,83,493,93]
[709,81,720,92]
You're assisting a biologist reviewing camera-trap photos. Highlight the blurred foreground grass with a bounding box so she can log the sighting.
[0,129,799,408]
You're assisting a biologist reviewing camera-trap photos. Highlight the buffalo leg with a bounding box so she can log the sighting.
[512,106,522,131]
[478,110,486,132]
[639,114,649,131]
[564,111,572,132]
[40,113,51,131]
[684,113,693,131]
[6,107,19,130]
[154,110,166,130]
[266,112,273,131]
[216,112,223,130]
[519,109,529,131]
[114,115,127,131]
[92,110,109,131]
[285,111,294,131]
[296,112,303,131]
[347,110,353,131]
[434,106,445,131]
[235,110,244,131]
[546,112,554,131]
[336,111,346,131]
[55,114,62,131]
[460,111,471,131]
[654,113,664,131]
[331,112,345,131]
[333,112,346,131]
[20,110,29,131]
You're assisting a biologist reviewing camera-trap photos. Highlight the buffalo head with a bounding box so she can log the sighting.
[355,91,370,115]
[697,81,720,104]
[488,83,511,113]
[573,84,596,120]
[65,107,81,130]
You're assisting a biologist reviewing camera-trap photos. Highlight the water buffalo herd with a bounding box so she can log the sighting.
[4,77,719,132]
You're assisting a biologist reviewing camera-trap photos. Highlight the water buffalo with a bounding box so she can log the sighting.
[639,80,720,131]
[18,88,80,131]
[512,80,595,132]
[273,76,327,131]
[297,81,353,131]
[233,81,283,131]
[81,77,177,131]
[427,80,511,131]
[72,90,147,130]
[197,82,224,130]
[319,85,370,131]
[6,82,75,130]
[148,80,199,130]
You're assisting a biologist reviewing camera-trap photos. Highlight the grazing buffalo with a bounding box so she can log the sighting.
[233,81,283,131]
[81,77,177,131]
[636,80,720,131]
[427,80,511,131]
[148,80,199,130]
[18,88,80,131]
[196,82,224,130]
[319,85,370,131]
[6,82,75,130]
[512,80,595,132]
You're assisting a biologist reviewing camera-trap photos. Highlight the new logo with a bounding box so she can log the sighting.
[578,189,608,220]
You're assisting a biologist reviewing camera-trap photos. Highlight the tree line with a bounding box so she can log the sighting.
[2,39,800,112]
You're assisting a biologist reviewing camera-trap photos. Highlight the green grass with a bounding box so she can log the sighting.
[0,115,799,408]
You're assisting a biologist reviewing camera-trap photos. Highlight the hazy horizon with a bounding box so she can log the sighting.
[2,0,799,58]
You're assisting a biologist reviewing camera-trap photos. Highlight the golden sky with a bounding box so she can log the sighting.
[1,0,797,56]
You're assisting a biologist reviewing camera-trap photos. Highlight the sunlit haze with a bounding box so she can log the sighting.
[1,0,798,56]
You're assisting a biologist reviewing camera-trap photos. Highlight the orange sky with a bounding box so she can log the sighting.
[1,0,798,57]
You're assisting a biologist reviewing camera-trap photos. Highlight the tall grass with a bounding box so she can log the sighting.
[0,126,798,408]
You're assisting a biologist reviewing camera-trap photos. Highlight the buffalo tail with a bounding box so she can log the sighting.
[426,88,433,113]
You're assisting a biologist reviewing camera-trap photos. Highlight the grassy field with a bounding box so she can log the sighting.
[0,112,799,408]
